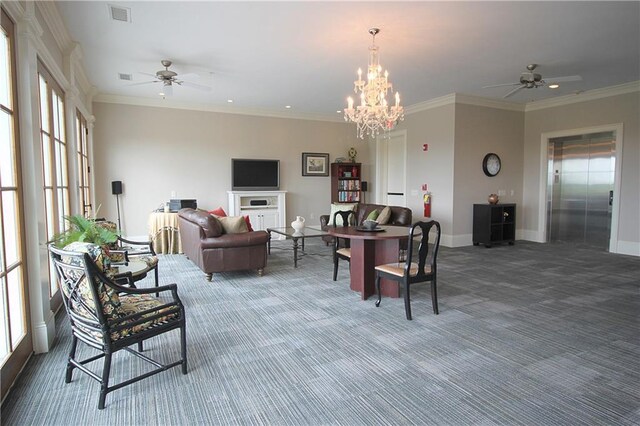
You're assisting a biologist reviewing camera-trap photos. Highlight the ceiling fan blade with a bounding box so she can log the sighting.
[482,82,521,89]
[128,80,159,86]
[544,75,583,83]
[180,80,212,92]
[178,73,200,80]
[503,85,525,98]
[139,72,158,78]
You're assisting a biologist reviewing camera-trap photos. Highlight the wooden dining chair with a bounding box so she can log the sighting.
[332,210,357,281]
[374,220,441,320]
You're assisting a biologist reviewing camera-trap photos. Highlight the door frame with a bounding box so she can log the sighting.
[375,129,407,206]
[538,123,623,253]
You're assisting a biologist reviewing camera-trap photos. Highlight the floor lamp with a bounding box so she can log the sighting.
[111,181,123,231]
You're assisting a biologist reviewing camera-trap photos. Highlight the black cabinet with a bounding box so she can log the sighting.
[473,204,516,247]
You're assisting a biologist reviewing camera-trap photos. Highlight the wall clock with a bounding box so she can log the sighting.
[482,153,501,177]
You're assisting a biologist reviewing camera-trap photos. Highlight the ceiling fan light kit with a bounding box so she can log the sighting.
[343,28,404,139]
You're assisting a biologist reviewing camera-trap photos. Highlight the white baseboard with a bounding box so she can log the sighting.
[615,240,640,257]
[521,229,545,243]
[32,310,56,353]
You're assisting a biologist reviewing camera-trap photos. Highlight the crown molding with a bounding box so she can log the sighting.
[2,1,25,21]
[35,2,72,53]
[404,94,456,114]
[454,93,525,112]
[525,81,640,112]
[93,94,345,123]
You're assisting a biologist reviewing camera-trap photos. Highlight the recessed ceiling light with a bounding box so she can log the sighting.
[227,99,233,103]
[337,110,342,113]
[285,105,292,109]
[548,84,560,89]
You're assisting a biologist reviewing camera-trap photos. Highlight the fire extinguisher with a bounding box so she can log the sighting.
[423,192,432,217]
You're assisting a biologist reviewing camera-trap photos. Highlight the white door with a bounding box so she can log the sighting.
[376,130,407,206]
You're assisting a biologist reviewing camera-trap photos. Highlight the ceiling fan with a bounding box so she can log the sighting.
[483,64,582,98]
[131,60,211,96]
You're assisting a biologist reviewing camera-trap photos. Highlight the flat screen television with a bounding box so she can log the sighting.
[232,158,280,191]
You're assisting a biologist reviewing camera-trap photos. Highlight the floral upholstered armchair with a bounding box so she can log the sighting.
[48,242,187,409]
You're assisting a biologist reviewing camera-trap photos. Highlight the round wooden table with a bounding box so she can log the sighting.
[327,225,411,300]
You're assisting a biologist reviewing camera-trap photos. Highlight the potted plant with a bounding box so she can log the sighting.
[52,214,119,249]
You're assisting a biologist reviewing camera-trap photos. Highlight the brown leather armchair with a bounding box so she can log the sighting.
[177,209,269,281]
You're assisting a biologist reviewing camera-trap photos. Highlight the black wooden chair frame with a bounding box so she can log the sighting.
[332,210,357,281]
[375,220,441,320]
[49,245,187,409]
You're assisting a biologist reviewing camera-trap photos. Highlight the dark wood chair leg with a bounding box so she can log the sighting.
[181,323,188,374]
[98,353,112,409]
[65,336,78,383]
[333,253,339,281]
[375,273,382,307]
[404,281,412,320]
[154,267,159,297]
[431,277,439,315]
[138,341,144,352]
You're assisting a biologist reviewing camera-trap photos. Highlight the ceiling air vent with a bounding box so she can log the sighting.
[108,4,131,23]
[118,73,132,81]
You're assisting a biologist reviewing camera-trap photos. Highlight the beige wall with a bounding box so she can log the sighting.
[92,102,362,236]
[398,104,456,241]
[523,92,640,255]
[453,104,525,245]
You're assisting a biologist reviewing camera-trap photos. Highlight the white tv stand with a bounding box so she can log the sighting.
[227,191,287,239]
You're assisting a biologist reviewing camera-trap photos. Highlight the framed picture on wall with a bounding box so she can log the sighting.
[302,153,330,176]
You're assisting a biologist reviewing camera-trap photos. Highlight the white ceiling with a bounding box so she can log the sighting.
[55,1,640,119]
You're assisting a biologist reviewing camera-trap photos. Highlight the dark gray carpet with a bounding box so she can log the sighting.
[2,240,639,425]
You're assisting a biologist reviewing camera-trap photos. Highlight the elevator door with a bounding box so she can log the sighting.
[547,132,615,250]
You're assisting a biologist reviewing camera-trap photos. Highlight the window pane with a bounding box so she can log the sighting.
[45,188,55,240]
[0,29,10,108]
[2,190,19,267]
[0,110,16,186]
[57,188,64,233]
[57,97,65,141]
[52,92,59,139]
[38,75,49,133]
[41,133,52,186]
[7,267,25,347]
[54,141,62,185]
[0,277,8,361]
[49,258,58,295]
[59,142,68,187]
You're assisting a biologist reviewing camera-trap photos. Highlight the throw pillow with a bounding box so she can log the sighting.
[209,207,227,217]
[218,216,249,234]
[377,206,392,225]
[244,215,254,232]
[202,214,223,238]
[366,209,380,221]
[328,203,358,226]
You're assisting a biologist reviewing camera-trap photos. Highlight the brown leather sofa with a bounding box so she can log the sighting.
[177,208,269,281]
[319,203,413,245]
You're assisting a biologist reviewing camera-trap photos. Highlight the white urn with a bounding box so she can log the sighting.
[291,216,305,232]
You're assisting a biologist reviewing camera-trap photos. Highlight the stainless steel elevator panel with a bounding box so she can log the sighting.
[547,132,615,250]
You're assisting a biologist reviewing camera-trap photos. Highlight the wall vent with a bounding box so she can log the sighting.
[118,73,132,81]
[109,4,131,23]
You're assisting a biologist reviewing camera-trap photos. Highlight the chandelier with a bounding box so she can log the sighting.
[344,28,404,139]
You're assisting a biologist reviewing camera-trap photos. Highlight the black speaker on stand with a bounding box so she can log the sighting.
[111,181,123,231]
[361,181,368,204]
